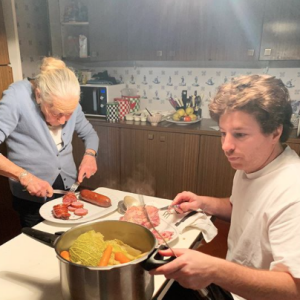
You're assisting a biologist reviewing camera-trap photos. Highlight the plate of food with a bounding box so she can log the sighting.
[39,188,118,224]
[166,118,202,126]
[114,205,179,245]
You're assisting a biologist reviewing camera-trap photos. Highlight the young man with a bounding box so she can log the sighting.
[151,75,300,300]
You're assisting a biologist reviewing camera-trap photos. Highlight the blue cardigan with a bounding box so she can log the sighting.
[0,79,99,202]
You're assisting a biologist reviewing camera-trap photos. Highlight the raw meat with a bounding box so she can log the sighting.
[119,205,160,229]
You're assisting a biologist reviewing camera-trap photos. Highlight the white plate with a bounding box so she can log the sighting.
[166,118,202,126]
[39,188,118,224]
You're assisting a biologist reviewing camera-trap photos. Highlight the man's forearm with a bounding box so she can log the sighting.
[214,258,300,300]
[201,196,232,221]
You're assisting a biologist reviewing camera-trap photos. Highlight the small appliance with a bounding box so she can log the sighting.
[80,84,125,116]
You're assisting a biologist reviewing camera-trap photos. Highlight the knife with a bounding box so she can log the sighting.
[53,189,69,195]
[174,210,198,227]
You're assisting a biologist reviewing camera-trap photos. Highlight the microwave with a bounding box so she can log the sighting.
[80,84,126,116]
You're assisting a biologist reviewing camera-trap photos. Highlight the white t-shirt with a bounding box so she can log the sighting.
[227,146,300,300]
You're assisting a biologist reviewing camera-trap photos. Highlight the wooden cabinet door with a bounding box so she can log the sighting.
[166,0,211,61]
[127,0,169,61]
[207,0,264,61]
[72,125,120,190]
[0,0,10,65]
[120,128,199,199]
[0,66,13,98]
[197,135,235,198]
[88,0,128,61]
[260,0,300,60]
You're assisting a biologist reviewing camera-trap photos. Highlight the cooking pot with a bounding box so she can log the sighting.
[22,220,172,300]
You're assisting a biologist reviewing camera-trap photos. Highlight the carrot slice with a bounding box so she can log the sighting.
[115,252,130,264]
[98,244,113,266]
[60,250,70,261]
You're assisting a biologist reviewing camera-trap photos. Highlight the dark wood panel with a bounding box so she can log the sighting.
[0,66,13,98]
[88,0,128,60]
[260,0,300,60]
[120,128,199,199]
[0,0,10,65]
[197,135,235,197]
[72,125,120,190]
[127,0,168,61]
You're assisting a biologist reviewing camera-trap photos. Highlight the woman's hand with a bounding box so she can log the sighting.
[172,191,203,213]
[149,248,219,290]
[78,153,97,182]
[21,174,53,198]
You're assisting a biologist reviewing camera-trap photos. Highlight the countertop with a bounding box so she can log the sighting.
[0,188,205,300]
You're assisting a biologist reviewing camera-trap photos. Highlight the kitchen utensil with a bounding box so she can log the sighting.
[174,210,198,226]
[138,194,177,258]
[69,174,86,193]
[145,107,153,116]
[22,220,172,300]
[52,189,69,195]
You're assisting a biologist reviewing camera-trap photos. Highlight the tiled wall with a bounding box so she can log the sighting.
[72,65,300,118]
[15,1,300,119]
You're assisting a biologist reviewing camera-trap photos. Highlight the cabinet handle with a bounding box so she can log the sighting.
[160,136,166,142]
[264,49,272,56]
[148,134,154,140]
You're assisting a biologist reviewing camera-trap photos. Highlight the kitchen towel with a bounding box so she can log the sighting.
[175,212,218,242]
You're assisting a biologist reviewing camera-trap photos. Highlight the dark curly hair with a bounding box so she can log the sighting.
[209,74,293,142]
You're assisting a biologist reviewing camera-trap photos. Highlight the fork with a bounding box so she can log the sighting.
[163,204,206,219]
[69,174,86,193]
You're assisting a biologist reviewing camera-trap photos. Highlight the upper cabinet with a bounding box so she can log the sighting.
[49,0,300,62]
[48,0,90,59]
[127,0,264,61]
[260,0,300,60]
[88,0,128,61]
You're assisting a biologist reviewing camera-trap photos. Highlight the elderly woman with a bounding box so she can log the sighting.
[151,75,300,300]
[0,57,99,227]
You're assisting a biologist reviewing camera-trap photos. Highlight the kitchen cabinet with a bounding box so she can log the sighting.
[88,0,128,61]
[260,0,300,60]
[197,135,235,197]
[126,0,264,62]
[207,0,264,61]
[120,128,200,199]
[48,0,90,59]
[72,125,121,190]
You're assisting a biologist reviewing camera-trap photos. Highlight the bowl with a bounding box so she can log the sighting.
[147,113,162,126]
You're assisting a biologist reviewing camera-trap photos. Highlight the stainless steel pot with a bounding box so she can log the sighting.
[22,220,169,300]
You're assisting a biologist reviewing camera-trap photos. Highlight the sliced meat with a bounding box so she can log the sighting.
[63,192,77,203]
[74,208,88,216]
[52,203,71,220]
[68,206,77,212]
[119,205,160,229]
[71,201,84,209]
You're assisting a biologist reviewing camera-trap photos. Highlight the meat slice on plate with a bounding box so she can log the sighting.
[119,205,160,229]
[151,230,174,245]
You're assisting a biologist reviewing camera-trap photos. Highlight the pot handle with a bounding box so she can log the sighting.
[22,227,61,248]
[141,245,176,271]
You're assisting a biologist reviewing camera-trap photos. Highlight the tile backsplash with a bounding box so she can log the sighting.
[69,64,300,118]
